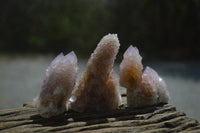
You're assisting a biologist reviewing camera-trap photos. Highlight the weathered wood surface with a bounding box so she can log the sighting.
[0,90,199,133]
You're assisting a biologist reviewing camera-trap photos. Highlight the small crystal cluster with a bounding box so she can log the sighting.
[68,34,121,112]
[34,52,78,118]
[34,34,170,118]
[120,45,170,108]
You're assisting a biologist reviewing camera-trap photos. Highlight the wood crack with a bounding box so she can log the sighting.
[0,101,199,132]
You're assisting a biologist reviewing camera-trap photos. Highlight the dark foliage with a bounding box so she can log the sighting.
[0,0,199,60]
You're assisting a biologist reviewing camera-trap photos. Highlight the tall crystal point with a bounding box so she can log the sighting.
[119,45,143,107]
[120,45,170,108]
[35,51,78,118]
[68,34,121,112]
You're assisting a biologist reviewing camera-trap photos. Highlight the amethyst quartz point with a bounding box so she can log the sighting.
[34,51,78,118]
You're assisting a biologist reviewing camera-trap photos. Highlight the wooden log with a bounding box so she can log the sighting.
[0,91,199,133]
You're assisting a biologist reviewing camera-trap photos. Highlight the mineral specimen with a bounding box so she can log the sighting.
[142,66,170,104]
[35,51,78,118]
[120,45,170,108]
[68,34,121,112]
[119,45,143,107]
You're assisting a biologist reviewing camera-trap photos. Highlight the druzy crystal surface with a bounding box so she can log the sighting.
[35,51,78,118]
[120,45,143,90]
[68,34,121,112]
[120,45,170,108]
[142,66,170,104]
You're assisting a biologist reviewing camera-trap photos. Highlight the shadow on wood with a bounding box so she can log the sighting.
[0,92,199,132]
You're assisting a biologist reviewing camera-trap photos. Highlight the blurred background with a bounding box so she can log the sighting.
[0,0,200,120]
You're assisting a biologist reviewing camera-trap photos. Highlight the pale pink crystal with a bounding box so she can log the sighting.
[142,66,170,104]
[68,34,121,112]
[120,45,170,108]
[35,51,78,118]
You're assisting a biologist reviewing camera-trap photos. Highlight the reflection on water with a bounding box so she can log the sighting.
[0,55,199,121]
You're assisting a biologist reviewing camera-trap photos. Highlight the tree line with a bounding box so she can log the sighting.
[0,0,199,60]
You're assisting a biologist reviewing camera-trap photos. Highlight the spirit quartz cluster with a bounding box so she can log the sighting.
[34,52,78,118]
[34,34,170,118]
[68,34,121,112]
[120,45,170,108]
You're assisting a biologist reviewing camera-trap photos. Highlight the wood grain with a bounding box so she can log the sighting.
[0,90,199,133]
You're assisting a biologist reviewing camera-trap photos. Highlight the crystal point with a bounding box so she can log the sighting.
[142,66,170,104]
[68,34,121,112]
[35,51,78,118]
[120,45,170,108]
[120,45,143,90]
